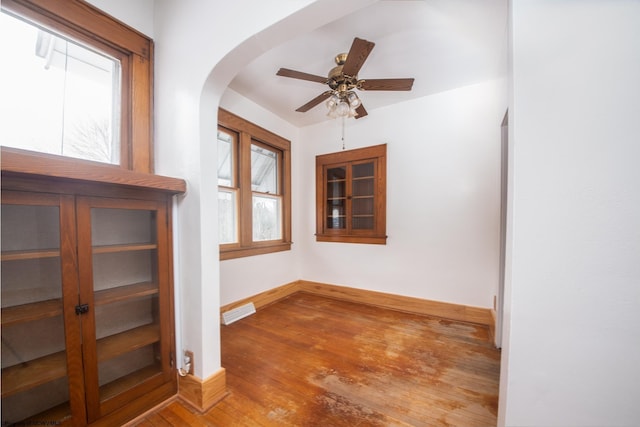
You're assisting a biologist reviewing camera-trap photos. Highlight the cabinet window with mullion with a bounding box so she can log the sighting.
[1,184,179,426]
[76,197,171,422]
[316,144,387,244]
[1,191,86,425]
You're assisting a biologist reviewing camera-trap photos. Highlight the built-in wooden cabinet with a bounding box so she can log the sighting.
[315,144,387,244]
[1,148,185,426]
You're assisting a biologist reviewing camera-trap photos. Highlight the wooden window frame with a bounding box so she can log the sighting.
[218,109,292,260]
[1,0,154,173]
[316,144,387,244]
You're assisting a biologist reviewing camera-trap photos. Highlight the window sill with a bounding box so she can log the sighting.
[316,234,387,245]
[1,147,185,194]
[220,242,292,260]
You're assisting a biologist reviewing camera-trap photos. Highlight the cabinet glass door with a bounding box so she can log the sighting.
[326,166,346,230]
[351,161,376,230]
[77,198,169,420]
[1,192,81,425]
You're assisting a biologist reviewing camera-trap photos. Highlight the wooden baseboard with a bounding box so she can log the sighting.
[489,309,497,343]
[220,281,301,321]
[121,396,177,426]
[297,280,493,326]
[91,381,176,427]
[178,368,227,413]
[220,279,493,327]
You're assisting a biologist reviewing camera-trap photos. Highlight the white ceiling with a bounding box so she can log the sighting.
[227,0,508,128]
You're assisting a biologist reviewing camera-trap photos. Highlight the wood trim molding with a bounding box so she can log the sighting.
[298,281,493,326]
[2,0,151,58]
[121,396,178,427]
[218,109,290,150]
[489,309,497,345]
[178,368,227,414]
[221,280,494,328]
[220,281,301,321]
[1,147,186,194]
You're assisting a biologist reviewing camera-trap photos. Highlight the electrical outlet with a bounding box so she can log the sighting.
[184,350,194,375]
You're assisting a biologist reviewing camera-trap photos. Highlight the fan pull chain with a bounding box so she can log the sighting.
[341,116,346,150]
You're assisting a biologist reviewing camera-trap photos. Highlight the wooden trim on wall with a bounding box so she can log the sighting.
[489,309,497,345]
[178,368,227,414]
[219,281,301,320]
[221,280,494,328]
[90,382,176,427]
[298,281,493,326]
[1,147,185,194]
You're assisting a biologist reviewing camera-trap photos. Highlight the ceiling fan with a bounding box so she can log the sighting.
[276,37,415,119]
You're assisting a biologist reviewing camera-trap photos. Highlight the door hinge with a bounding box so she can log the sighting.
[75,304,89,315]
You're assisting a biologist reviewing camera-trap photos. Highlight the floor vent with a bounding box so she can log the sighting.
[222,302,256,325]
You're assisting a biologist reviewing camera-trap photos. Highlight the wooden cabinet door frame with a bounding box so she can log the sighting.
[0,191,87,425]
[315,144,387,244]
[75,196,172,422]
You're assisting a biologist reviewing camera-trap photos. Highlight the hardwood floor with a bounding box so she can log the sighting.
[133,293,501,426]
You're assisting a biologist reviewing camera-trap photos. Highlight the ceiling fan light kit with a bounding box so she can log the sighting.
[326,91,360,119]
[276,37,414,120]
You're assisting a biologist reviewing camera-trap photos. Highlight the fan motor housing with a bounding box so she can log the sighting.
[327,53,359,91]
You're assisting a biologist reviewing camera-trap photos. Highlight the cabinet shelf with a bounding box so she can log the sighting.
[0,326,160,399]
[352,176,374,180]
[97,323,160,363]
[2,176,179,425]
[1,249,60,261]
[1,299,63,327]
[100,363,162,403]
[94,282,158,307]
[93,243,157,255]
[1,350,67,398]
[20,402,71,425]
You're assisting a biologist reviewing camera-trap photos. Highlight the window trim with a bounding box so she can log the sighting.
[1,0,154,173]
[218,108,292,260]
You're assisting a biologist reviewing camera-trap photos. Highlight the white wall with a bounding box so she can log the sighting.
[150,0,319,378]
[86,0,154,37]
[499,1,640,425]
[82,0,506,314]
[297,79,506,309]
[218,89,303,305]
[151,0,376,379]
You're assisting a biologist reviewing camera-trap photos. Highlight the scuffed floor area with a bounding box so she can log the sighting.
[135,293,500,426]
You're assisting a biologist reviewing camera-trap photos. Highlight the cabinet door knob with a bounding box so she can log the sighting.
[75,304,89,315]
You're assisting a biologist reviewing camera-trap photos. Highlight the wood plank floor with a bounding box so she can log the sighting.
[134,293,501,426]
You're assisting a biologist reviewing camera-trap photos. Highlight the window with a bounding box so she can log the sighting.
[316,144,387,244]
[0,0,153,172]
[218,109,291,260]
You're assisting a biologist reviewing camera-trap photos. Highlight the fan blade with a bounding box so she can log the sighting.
[277,68,327,84]
[359,78,415,91]
[354,104,368,119]
[342,37,375,77]
[296,91,332,112]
